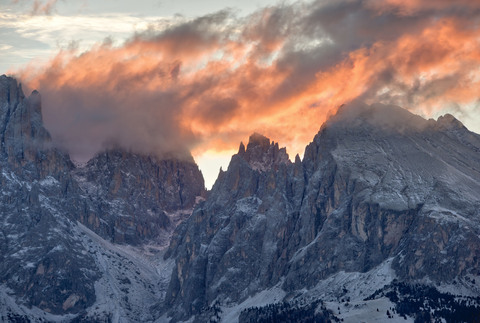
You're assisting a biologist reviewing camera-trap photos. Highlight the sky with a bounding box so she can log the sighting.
[1,0,480,188]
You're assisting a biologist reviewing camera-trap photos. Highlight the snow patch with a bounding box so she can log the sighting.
[39,176,59,187]
[325,297,414,323]
[74,222,174,322]
[308,258,397,302]
[220,282,286,323]
[0,285,77,322]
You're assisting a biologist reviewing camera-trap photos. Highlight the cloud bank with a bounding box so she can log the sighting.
[14,0,480,161]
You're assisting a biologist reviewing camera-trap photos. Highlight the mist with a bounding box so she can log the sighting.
[14,0,480,162]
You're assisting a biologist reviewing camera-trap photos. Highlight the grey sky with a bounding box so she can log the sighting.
[0,0,288,73]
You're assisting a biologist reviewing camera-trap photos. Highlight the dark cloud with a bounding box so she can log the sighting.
[14,0,480,161]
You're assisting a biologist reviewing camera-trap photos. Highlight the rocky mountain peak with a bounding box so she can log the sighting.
[0,74,25,105]
[294,153,301,164]
[247,132,270,149]
[0,76,208,319]
[0,76,73,177]
[164,103,480,321]
[28,89,41,107]
[237,132,289,171]
[82,147,205,210]
[72,147,206,245]
[238,141,246,154]
[436,113,466,131]
[0,76,48,144]
[327,102,429,133]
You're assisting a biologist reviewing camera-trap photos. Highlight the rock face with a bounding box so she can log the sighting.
[74,149,205,245]
[0,75,98,315]
[0,75,205,319]
[0,75,73,177]
[164,133,297,319]
[238,132,290,171]
[164,102,480,321]
[2,72,480,322]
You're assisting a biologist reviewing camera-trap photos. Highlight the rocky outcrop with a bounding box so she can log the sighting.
[0,75,98,315]
[164,102,480,321]
[284,103,480,288]
[165,134,296,319]
[2,72,480,322]
[73,149,206,244]
[238,132,290,171]
[0,75,206,318]
[0,75,73,178]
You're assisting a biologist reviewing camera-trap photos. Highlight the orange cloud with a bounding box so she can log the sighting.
[13,1,480,162]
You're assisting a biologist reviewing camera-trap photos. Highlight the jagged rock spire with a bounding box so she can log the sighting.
[238,132,289,171]
[0,75,59,171]
[238,141,246,155]
[436,113,466,131]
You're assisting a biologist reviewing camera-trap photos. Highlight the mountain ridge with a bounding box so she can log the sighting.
[163,101,480,322]
[0,75,206,320]
[1,74,480,322]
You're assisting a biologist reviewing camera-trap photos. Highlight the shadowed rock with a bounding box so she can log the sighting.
[164,102,480,321]
[0,76,206,317]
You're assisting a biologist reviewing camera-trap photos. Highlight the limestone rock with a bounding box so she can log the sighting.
[73,149,206,244]
[164,102,480,321]
[0,76,206,319]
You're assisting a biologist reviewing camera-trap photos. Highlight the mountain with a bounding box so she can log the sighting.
[73,149,205,245]
[0,75,205,321]
[163,102,480,322]
[0,75,95,317]
[1,73,480,322]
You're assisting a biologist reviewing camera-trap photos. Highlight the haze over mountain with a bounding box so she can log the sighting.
[2,0,480,322]
[0,75,205,321]
[1,75,479,322]
[3,0,480,188]
[163,101,480,322]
